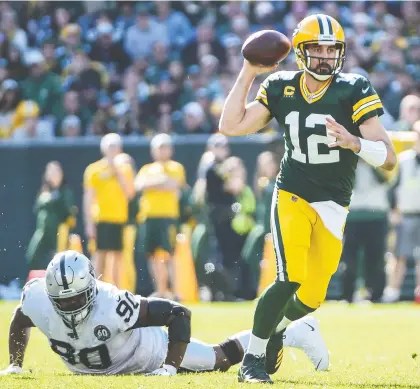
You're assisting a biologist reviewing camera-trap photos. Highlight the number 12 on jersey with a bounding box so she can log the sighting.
[286,111,340,164]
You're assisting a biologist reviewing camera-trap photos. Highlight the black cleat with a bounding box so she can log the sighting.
[238,353,273,384]
[265,329,285,375]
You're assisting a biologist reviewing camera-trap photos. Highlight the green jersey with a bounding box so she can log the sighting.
[256,70,384,206]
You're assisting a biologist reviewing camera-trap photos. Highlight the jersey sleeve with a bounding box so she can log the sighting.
[83,164,96,190]
[255,76,271,113]
[113,288,143,332]
[135,165,148,182]
[20,278,45,319]
[351,77,384,126]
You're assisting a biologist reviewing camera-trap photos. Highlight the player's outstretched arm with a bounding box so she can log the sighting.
[326,116,397,171]
[219,61,276,137]
[0,306,35,375]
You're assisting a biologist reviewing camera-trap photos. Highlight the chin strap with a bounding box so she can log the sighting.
[71,315,79,340]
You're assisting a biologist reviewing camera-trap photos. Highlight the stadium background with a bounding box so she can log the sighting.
[0,1,419,301]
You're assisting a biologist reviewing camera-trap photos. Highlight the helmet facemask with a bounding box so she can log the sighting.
[48,279,97,328]
[296,41,346,81]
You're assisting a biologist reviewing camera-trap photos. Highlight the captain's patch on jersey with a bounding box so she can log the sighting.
[94,325,111,341]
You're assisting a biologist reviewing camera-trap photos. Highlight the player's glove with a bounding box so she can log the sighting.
[147,364,177,376]
[0,364,23,376]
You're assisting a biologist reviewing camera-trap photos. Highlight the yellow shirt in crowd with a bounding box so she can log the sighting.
[84,159,134,224]
[137,160,186,219]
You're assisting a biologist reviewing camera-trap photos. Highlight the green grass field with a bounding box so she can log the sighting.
[0,301,419,389]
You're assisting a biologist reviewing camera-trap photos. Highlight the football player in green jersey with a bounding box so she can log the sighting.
[219,14,397,384]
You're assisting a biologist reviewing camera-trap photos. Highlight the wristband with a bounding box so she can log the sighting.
[355,138,387,168]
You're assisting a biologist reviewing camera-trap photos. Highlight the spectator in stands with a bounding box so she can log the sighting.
[59,23,81,51]
[401,1,419,37]
[182,21,227,67]
[196,87,215,130]
[89,22,130,84]
[340,161,392,303]
[88,95,117,135]
[63,48,109,92]
[168,60,185,90]
[407,37,420,66]
[22,50,63,118]
[178,101,211,134]
[253,1,281,32]
[155,1,193,50]
[370,0,388,30]
[383,121,420,303]
[83,133,135,288]
[124,6,169,60]
[0,0,415,144]
[12,100,53,139]
[52,8,71,37]
[369,63,402,120]
[145,42,171,85]
[41,39,62,75]
[61,115,81,137]
[6,44,27,81]
[178,65,203,107]
[0,79,20,138]
[135,133,186,299]
[55,90,91,136]
[394,95,420,132]
[223,35,243,75]
[200,54,223,97]
[1,10,27,53]
[149,73,179,116]
[56,23,87,70]
[115,1,136,33]
[26,161,75,271]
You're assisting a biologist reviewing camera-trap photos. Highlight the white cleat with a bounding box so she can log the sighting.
[288,316,330,371]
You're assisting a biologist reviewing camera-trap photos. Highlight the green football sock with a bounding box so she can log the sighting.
[252,280,299,339]
[273,294,316,333]
[284,294,315,321]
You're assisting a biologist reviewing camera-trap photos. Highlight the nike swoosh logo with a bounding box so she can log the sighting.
[316,358,322,370]
[362,86,369,94]
[304,322,315,331]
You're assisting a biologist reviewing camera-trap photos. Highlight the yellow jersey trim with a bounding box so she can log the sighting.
[352,94,380,112]
[299,73,333,104]
[352,102,383,122]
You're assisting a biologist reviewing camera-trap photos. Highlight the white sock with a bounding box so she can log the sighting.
[246,333,269,356]
[230,330,251,352]
[276,316,292,333]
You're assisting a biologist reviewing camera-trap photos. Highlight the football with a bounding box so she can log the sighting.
[241,30,292,66]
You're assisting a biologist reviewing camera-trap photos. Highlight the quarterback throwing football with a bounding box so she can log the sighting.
[219,14,397,383]
[1,251,328,377]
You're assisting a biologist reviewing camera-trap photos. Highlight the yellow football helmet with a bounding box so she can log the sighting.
[292,14,346,81]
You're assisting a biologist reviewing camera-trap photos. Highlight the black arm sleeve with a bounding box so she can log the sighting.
[130,298,191,344]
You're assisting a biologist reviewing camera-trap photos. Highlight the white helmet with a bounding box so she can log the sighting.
[45,250,97,328]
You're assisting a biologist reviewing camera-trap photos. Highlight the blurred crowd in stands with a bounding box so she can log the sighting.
[0,1,419,140]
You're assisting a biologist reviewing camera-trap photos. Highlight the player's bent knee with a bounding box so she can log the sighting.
[213,338,244,372]
[297,286,327,309]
